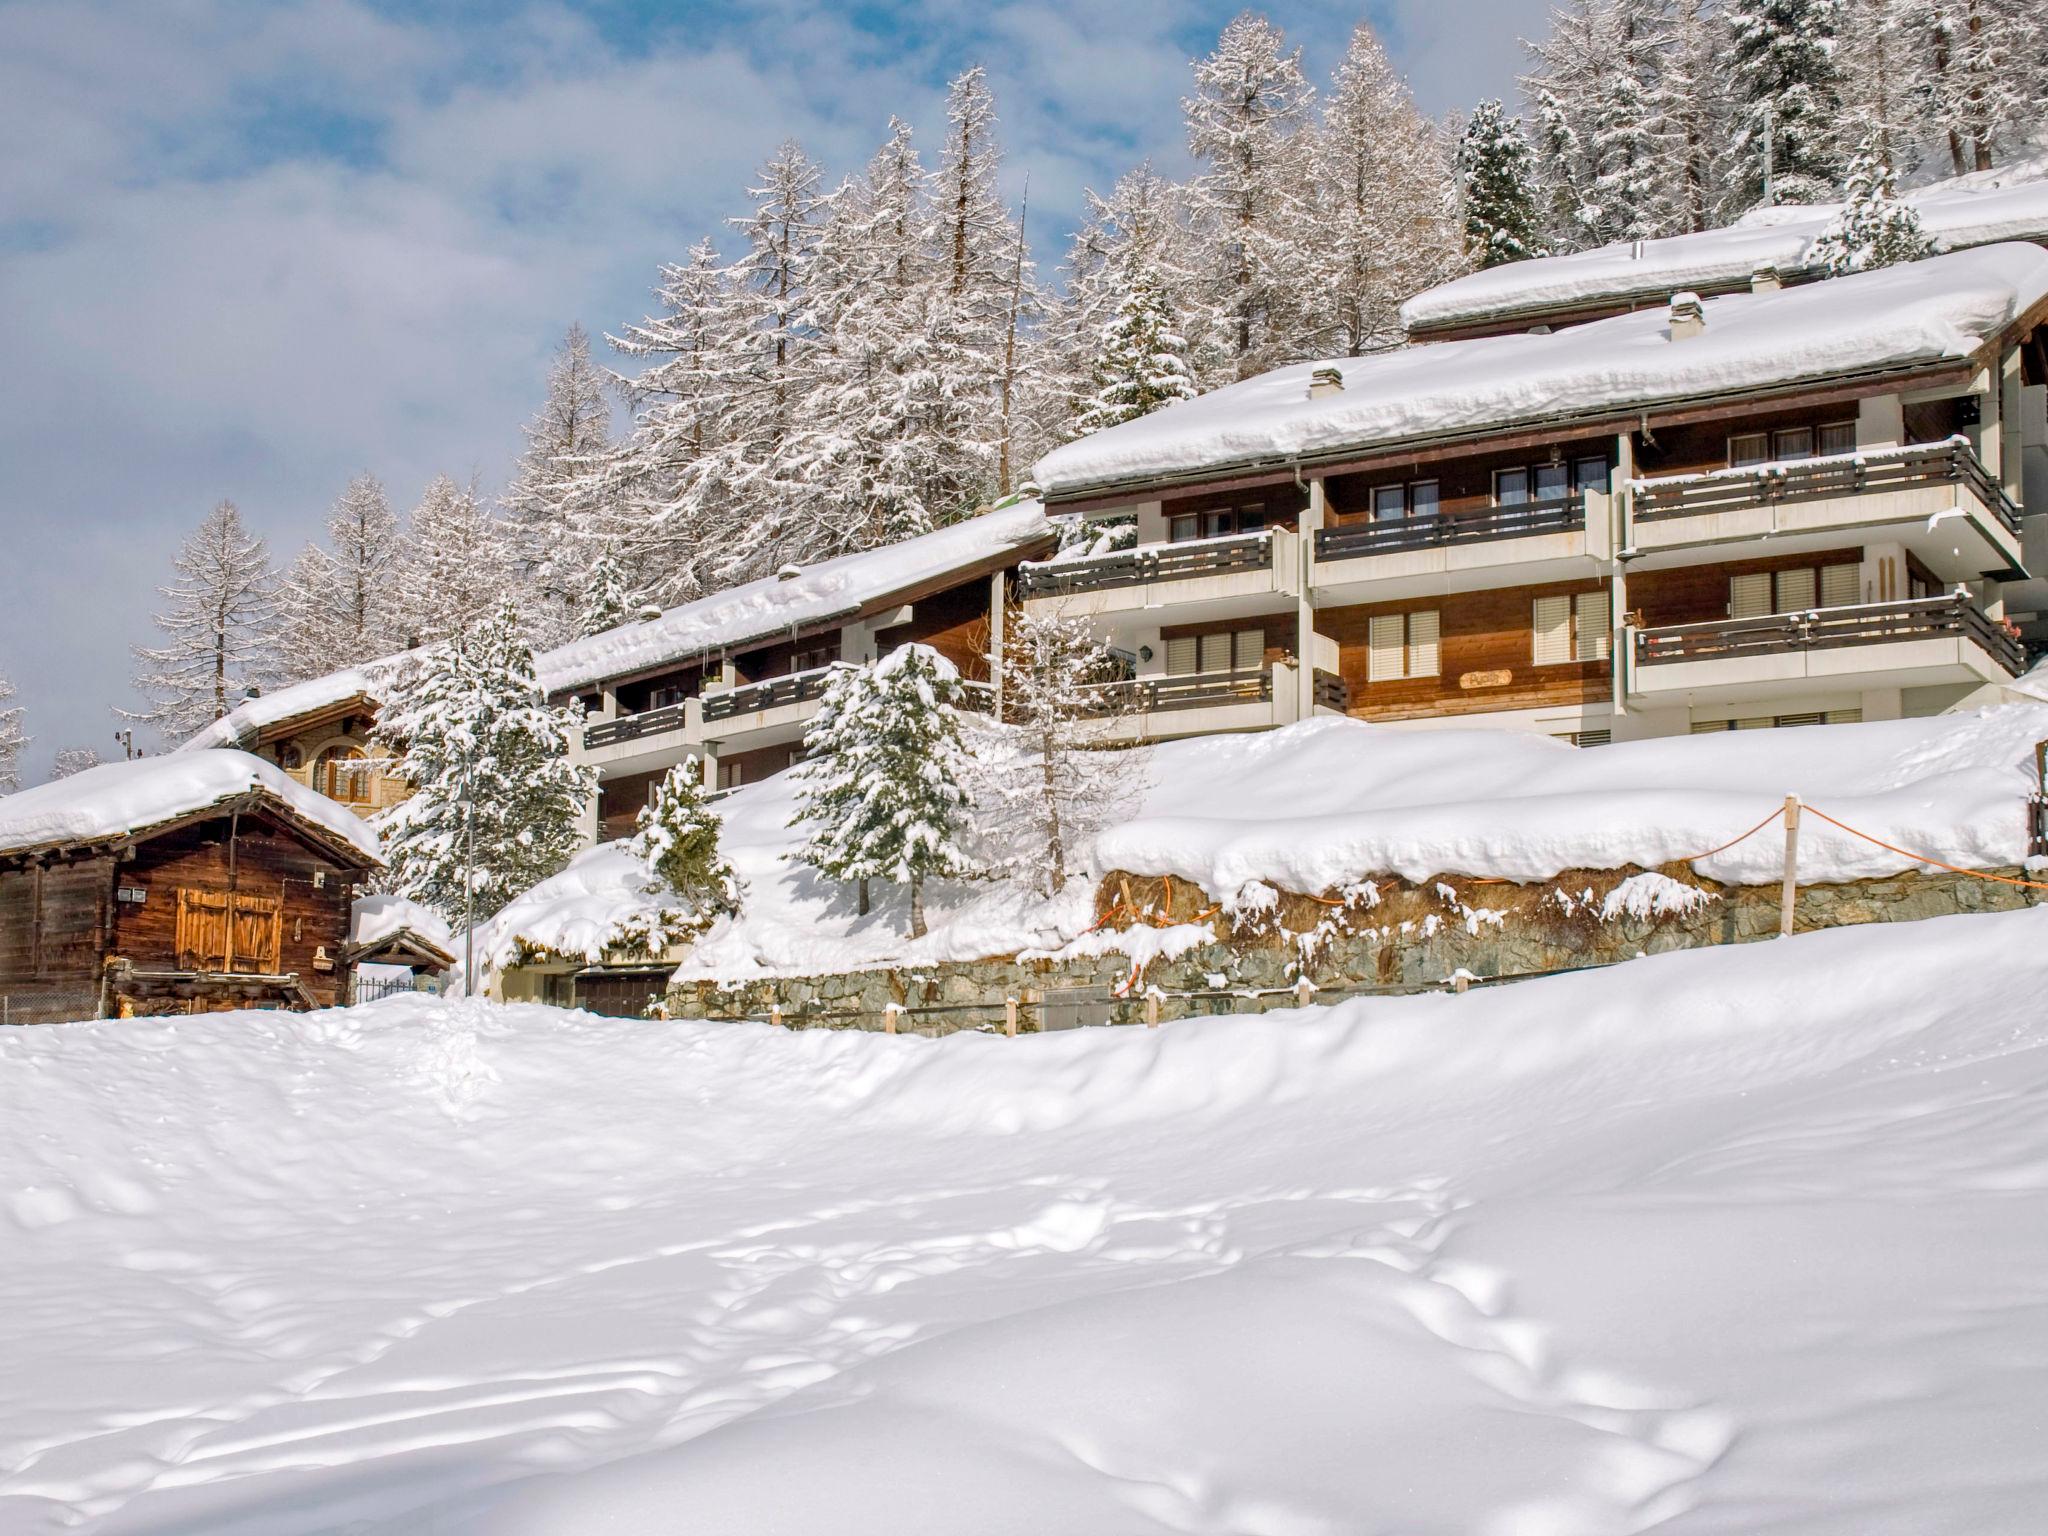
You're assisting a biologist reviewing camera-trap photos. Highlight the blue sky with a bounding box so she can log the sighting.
[0,0,1546,780]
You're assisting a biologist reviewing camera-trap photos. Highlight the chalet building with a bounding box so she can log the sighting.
[183,663,412,819]
[0,753,383,1022]
[1026,243,2048,747]
[539,501,1056,841]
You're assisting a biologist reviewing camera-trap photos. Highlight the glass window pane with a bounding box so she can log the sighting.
[1775,427,1814,460]
[1409,480,1439,521]
[1494,468,1530,505]
[1728,433,1770,467]
[1169,514,1199,543]
[1818,422,1856,456]
[1535,463,1569,501]
[1204,511,1231,538]
[1237,503,1267,532]
[1573,456,1609,491]
[1373,486,1406,520]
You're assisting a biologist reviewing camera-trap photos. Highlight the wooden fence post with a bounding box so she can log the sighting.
[1004,996,1018,1037]
[884,1002,901,1035]
[769,1002,782,1030]
[1293,977,1313,1009]
[1452,972,1470,995]
[1779,793,1801,938]
[1145,991,1160,1029]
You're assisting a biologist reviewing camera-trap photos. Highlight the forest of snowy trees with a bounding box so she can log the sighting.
[20,0,2030,771]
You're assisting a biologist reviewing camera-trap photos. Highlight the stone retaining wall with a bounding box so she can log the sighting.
[663,863,2041,1036]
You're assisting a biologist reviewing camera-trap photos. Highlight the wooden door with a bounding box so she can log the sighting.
[175,889,283,973]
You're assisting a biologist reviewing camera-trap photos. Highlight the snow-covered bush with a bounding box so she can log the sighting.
[1806,139,1930,276]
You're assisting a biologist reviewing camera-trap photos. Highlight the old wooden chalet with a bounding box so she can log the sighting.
[181,663,413,818]
[0,752,383,1022]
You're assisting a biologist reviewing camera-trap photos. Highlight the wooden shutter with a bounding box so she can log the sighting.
[1820,563,1860,608]
[173,888,281,973]
[1367,614,1407,681]
[233,895,282,974]
[1775,567,1817,612]
[1232,629,1263,673]
[1532,596,1573,665]
[1407,610,1441,677]
[1164,635,1199,675]
[1729,572,1772,619]
[1574,592,1611,662]
[176,889,229,971]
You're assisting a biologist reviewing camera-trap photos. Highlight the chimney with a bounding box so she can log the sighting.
[1308,366,1344,400]
[1750,264,1781,294]
[1668,291,1705,341]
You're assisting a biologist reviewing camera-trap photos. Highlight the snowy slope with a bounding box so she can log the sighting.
[6,907,2048,1533]
[1034,244,2048,495]
[475,706,2048,986]
[1400,167,2048,332]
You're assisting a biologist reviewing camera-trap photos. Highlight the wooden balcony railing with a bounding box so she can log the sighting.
[1631,440,2021,533]
[583,701,690,750]
[1082,666,1273,717]
[701,666,838,724]
[1313,668,1351,712]
[1315,495,1584,561]
[1016,532,1273,599]
[1633,594,2025,675]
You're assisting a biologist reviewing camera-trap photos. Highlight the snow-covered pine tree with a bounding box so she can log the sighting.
[1806,137,1934,273]
[789,646,973,939]
[50,747,100,780]
[504,324,614,641]
[399,475,512,647]
[124,500,278,743]
[373,599,595,925]
[0,670,25,793]
[630,759,739,915]
[978,606,1135,898]
[1458,102,1549,269]
[574,543,639,638]
[1074,267,1197,434]
[1182,14,1317,381]
[1727,0,1848,205]
[1523,0,1676,247]
[1663,0,1739,232]
[1906,0,2041,175]
[273,472,407,683]
[1307,21,1462,356]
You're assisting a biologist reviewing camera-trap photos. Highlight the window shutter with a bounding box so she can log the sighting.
[1820,563,1860,608]
[1164,635,1199,675]
[1367,614,1407,682]
[1407,610,1441,676]
[1729,572,1772,619]
[1198,632,1231,673]
[1689,720,1730,734]
[1575,592,1611,661]
[1233,629,1263,673]
[1733,716,1772,731]
[1823,708,1863,725]
[1532,596,1573,665]
[1775,567,1817,612]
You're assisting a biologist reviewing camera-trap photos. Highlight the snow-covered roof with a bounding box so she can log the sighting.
[537,500,1055,694]
[0,751,383,865]
[178,659,405,753]
[1035,244,2048,499]
[1401,168,2048,334]
[349,893,456,958]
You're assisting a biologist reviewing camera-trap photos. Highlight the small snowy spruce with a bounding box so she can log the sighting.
[1806,139,1931,275]
[0,670,25,793]
[790,646,973,939]
[1075,268,1197,433]
[375,599,595,924]
[630,759,739,917]
[124,500,279,743]
[1457,103,1547,269]
[574,544,640,639]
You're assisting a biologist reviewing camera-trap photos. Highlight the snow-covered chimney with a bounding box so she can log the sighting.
[1750,264,1782,293]
[1309,366,1344,400]
[1668,291,1705,340]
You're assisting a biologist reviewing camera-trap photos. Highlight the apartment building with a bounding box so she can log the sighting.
[1026,242,2048,747]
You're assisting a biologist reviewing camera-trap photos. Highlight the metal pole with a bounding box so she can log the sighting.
[462,789,475,998]
[1762,104,1775,205]
[1779,794,1801,937]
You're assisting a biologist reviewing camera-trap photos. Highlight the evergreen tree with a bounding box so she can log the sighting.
[374,599,595,924]
[574,543,639,638]
[50,747,101,780]
[1806,138,1934,273]
[1727,0,1847,205]
[1075,268,1197,434]
[504,324,614,639]
[400,475,511,647]
[789,646,972,939]
[0,670,25,794]
[1664,0,1739,231]
[124,500,278,743]
[1906,0,2041,175]
[1459,102,1548,269]
[630,759,739,915]
[274,473,405,683]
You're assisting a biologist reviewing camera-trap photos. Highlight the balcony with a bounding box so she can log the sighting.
[701,666,836,725]
[1089,666,1274,715]
[1629,440,2024,581]
[1015,531,1290,622]
[1311,495,1599,603]
[584,701,689,750]
[1631,594,2025,705]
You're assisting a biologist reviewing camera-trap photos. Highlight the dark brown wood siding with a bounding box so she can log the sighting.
[871,576,994,681]
[1630,548,1865,626]
[0,859,114,1014]
[598,768,668,844]
[1326,434,1613,525]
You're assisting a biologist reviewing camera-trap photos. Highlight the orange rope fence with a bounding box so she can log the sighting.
[1802,804,2048,893]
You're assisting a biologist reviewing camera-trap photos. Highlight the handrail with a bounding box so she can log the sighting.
[1315,495,1584,560]
[1017,532,1273,598]
[1082,666,1273,716]
[1634,594,2024,675]
[584,701,690,750]
[701,665,839,723]
[1631,440,2020,533]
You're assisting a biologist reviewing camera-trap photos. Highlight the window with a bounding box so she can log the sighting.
[1366,610,1439,682]
[1556,728,1612,747]
[1164,628,1265,676]
[1691,709,1861,733]
[1167,502,1269,542]
[1532,591,1611,665]
[1573,455,1610,492]
[1727,424,1853,468]
[791,643,837,673]
[1493,467,1530,505]
[1370,480,1439,522]
[1534,462,1569,501]
[1729,563,1861,618]
[1818,421,1856,456]
[1728,432,1770,468]
[1494,457,1594,507]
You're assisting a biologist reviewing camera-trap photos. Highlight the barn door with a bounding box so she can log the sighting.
[175,889,283,973]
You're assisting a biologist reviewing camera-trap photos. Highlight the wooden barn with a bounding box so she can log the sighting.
[0,752,383,1023]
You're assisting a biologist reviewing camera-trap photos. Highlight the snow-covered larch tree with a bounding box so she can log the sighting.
[631,759,739,916]
[789,646,973,939]
[274,472,407,683]
[374,599,595,925]
[504,324,615,640]
[1074,267,1198,434]
[0,670,26,793]
[1458,102,1548,269]
[1806,137,1933,273]
[50,746,100,780]
[399,475,512,647]
[1727,0,1847,205]
[125,500,278,743]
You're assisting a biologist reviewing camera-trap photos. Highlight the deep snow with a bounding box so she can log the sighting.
[5,908,2048,1533]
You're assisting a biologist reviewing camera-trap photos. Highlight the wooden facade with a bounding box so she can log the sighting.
[0,796,377,1023]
